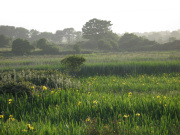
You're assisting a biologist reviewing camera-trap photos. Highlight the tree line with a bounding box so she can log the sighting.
[0,18,180,55]
[0,26,82,45]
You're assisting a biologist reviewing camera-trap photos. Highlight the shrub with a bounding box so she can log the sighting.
[98,39,113,50]
[36,38,59,54]
[61,55,86,74]
[12,38,34,55]
[0,81,34,97]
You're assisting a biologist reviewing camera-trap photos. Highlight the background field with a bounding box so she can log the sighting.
[0,51,180,134]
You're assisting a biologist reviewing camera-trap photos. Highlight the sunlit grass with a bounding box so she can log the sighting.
[0,51,180,134]
[0,86,179,134]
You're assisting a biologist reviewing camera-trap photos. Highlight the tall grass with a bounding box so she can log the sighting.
[0,87,179,134]
[0,51,180,134]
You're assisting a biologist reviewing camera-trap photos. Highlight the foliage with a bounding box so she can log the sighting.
[37,38,48,49]
[36,38,59,54]
[12,38,34,55]
[98,39,113,50]
[80,40,98,49]
[82,18,112,41]
[61,55,86,74]
[63,28,75,44]
[118,33,157,51]
[0,35,11,47]
[0,81,34,97]
[153,40,180,51]
[97,32,119,51]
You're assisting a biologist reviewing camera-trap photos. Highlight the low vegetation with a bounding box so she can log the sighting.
[0,51,180,134]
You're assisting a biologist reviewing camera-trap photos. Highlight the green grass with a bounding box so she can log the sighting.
[0,87,179,134]
[0,51,180,134]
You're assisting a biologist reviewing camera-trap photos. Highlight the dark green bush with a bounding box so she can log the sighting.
[0,81,34,97]
[12,38,34,55]
[61,55,86,74]
[36,38,59,54]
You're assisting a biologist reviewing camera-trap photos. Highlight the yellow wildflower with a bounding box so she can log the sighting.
[31,86,35,89]
[122,82,126,85]
[136,113,140,116]
[78,101,81,106]
[0,115,4,118]
[9,115,13,118]
[128,92,132,95]
[27,124,34,130]
[157,95,160,98]
[29,126,34,130]
[163,96,166,99]
[43,86,47,90]
[51,91,54,94]
[88,92,91,95]
[123,115,129,118]
[27,124,31,128]
[93,100,98,104]
[9,118,15,121]
[9,99,12,104]
[58,88,61,92]
[86,118,90,122]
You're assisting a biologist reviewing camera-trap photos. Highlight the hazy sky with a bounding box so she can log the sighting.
[0,0,180,34]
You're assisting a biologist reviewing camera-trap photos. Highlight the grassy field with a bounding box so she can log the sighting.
[0,51,180,134]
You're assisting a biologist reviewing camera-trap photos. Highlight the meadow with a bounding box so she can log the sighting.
[0,51,180,134]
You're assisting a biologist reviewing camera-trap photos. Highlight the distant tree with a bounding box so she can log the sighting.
[98,39,112,50]
[15,27,29,39]
[0,26,16,38]
[171,31,180,39]
[36,38,59,54]
[118,33,157,51]
[12,38,34,55]
[82,18,112,41]
[29,29,40,42]
[169,37,176,42]
[74,31,83,42]
[38,32,54,42]
[97,32,119,51]
[61,55,86,74]
[37,38,48,49]
[63,28,75,44]
[55,30,64,43]
[0,34,11,47]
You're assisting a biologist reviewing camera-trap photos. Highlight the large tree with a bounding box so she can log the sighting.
[0,34,11,47]
[15,27,29,39]
[54,30,64,43]
[82,18,112,40]
[12,38,34,55]
[63,28,75,44]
